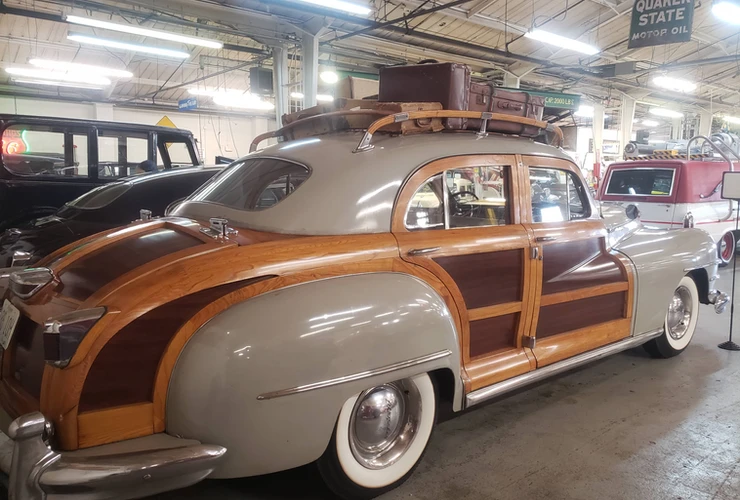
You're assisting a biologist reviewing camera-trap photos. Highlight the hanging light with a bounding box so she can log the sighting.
[649,108,684,118]
[67,33,190,59]
[213,93,274,110]
[28,59,132,78]
[5,67,111,85]
[652,76,697,93]
[292,0,371,16]
[320,71,339,84]
[642,119,660,127]
[574,105,594,117]
[188,87,242,96]
[316,94,335,102]
[290,92,305,99]
[712,0,740,23]
[11,79,105,90]
[724,116,740,124]
[524,30,600,55]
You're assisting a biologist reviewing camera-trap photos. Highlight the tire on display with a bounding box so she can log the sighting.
[644,276,700,358]
[718,232,735,266]
[317,373,436,500]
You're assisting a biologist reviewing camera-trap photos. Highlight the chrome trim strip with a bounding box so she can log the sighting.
[465,330,663,409]
[257,349,452,400]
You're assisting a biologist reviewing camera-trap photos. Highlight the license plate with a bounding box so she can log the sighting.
[0,300,20,350]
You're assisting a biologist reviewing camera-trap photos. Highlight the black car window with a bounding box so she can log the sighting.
[189,158,309,211]
[2,124,90,177]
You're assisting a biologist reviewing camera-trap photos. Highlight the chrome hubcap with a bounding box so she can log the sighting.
[667,286,692,340]
[349,380,421,470]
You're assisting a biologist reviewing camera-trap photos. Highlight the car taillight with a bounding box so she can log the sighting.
[43,307,106,368]
[9,268,54,299]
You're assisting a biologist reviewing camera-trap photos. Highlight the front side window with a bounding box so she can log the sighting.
[529,167,591,223]
[606,169,674,196]
[189,158,309,211]
[2,124,89,177]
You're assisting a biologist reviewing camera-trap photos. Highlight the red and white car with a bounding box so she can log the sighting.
[599,159,739,265]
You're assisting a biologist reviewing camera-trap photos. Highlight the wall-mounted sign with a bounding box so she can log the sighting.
[1,129,29,155]
[628,0,694,49]
[499,88,581,110]
[178,97,198,111]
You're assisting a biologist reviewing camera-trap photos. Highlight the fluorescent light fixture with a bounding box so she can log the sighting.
[642,119,660,127]
[649,108,683,118]
[316,94,334,102]
[652,76,697,93]
[11,78,104,90]
[294,0,371,15]
[68,33,190,59]
[28,58,132,78]
[320,71,339,84]
[524,29,600,55]
[5,67,111,85]
[65,15,223,49]
[213,93,274,110]
[290,92,305,99]
[188,87,242,96]
[712,1,740,23]
[574,105,594,117]
[724,116,740,124]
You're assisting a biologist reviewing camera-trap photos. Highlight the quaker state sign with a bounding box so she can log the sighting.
[628,0,694,49]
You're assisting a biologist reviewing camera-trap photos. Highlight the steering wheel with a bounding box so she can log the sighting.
[451,190,479,216]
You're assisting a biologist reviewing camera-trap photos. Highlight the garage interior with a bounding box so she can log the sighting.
[1,0,740,499]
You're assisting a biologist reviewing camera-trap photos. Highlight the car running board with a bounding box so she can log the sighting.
[465,329,663,409]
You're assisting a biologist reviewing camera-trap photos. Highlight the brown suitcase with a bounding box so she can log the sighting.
[378,62,470,129]
[469,84,545,136]
[375,102,444,134]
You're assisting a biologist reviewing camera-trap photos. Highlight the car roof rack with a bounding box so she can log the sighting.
[249,109,563,153]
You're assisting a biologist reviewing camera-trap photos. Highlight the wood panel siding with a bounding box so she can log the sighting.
[535,292,626,339]
[8,315,44,399]
[541,239,626,295]
[469,313,519,358]
[434,249,523,309]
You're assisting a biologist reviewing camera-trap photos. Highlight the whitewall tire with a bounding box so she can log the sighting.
[318,373,436,499]
[644,276,699,358]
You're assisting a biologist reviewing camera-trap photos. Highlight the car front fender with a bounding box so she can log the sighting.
[166,272,462,478]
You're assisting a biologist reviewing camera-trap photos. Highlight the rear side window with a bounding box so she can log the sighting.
[189,158,309,211]
[606,169,675,196]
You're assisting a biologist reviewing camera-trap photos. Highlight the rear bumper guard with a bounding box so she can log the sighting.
[2,412,226,500]
[709,289,730,314]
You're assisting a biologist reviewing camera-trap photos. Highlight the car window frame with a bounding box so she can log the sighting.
[604,167,677,197]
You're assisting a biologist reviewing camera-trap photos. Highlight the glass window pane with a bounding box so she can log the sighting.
[405,174,444,231]
[98,131,151,178]
[448,166,509,228]
[606,169,674,196]
[161,141,195,167]
[2,125,88,177]
[530,167,591,223]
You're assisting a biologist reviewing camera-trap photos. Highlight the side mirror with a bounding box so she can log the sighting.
[626,204,640,220]
[722,171,740,200]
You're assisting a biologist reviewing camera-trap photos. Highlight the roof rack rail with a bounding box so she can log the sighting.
[249,109,563,153]
[686,135,740,172]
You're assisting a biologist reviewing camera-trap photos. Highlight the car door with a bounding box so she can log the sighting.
[521,155,634,368]
[393,155,537,392]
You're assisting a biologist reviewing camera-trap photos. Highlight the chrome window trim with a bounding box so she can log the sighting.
[604,167,677,197]
[256,349,451,400]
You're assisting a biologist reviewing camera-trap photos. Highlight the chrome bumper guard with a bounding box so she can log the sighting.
[709,289,730,314]
[2,412,226,500]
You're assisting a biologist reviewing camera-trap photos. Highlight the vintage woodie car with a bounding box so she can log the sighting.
[0,111,729,500]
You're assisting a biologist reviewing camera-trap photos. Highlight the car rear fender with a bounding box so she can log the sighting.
[166,272,462,478]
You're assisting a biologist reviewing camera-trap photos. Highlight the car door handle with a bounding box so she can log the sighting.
[536,236,557,242]
[408,247,440,256]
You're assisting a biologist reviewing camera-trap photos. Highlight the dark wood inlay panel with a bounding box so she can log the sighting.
[536,292,626,339]
[9,315,44,399]
[470,313,519,358]
[434,249,523,309]
[79,277,267,412]
[542,238,626,295]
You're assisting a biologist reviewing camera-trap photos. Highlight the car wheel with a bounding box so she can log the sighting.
[317,373,436,500]
[644,276,699,358]
[718,232,735,266]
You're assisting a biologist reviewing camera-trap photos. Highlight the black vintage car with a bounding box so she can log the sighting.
[0,114,201,230]
[0,166,221,268]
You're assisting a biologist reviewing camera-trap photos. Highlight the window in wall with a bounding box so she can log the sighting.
[405,174,445,231]
[1,125,89,177]
[447,165,510,228]
[529,167,591,223]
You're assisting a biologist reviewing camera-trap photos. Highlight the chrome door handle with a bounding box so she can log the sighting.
[536,236,557,242]
[408,247,440,256]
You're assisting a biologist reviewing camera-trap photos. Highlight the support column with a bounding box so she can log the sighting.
[699,110,713,137]
[619,96,636,152]
[502,72,520,88]
[593,103,605,184]
[671,118,682,140]
[302,33,319,108]
[272,46,289,123]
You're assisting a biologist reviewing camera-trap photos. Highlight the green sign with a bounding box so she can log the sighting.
[499,88,581,110]
[627,0,694,49]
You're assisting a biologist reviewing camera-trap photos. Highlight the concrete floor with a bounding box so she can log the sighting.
[152,268,740,499]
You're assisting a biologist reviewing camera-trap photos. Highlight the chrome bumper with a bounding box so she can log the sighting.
[709,289,730,314]
[2,412,226,500]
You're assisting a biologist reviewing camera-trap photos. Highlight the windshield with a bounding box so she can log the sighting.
[189,158,310,211]
[606,169,675,196]
[64,182,132,210]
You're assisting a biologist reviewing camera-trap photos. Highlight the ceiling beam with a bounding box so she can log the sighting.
[466,0,497,17]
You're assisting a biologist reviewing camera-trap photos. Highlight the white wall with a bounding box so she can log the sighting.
[0,96,276,164]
